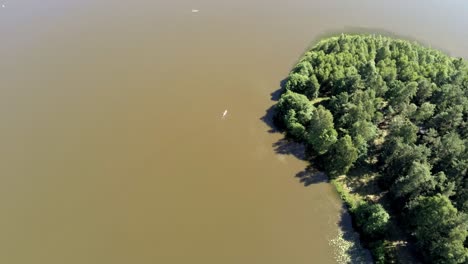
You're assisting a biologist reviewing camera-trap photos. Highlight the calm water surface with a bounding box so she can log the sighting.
[0,0,467,263]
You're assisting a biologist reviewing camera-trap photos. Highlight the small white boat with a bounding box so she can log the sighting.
[222,109,228,118]
[191,9,199,13]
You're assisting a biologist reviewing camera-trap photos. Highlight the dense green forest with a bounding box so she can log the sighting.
[274,34,468,263]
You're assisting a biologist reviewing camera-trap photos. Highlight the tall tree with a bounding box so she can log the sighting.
[408,195,468,264]
[391,161,435,200]
[354,202,389,238]
[325,135,358,176]
[306,106,337,154]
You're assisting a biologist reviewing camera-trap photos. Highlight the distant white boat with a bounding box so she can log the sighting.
[191,9,199,13]
[222,109,228,119]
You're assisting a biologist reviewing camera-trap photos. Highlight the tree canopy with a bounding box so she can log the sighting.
[274,34,468,263]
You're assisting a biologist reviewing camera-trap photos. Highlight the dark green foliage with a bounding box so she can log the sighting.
[354,202,390,238]
[370,241,386,264]
[391,161,435,199]
[387,116,419,144]
[325,135,358,177]
[408,195,468,264]
[381,139,431,189]
[274,34,468,263]
[369,240,397,264]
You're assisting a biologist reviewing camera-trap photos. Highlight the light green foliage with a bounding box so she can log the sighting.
[412,102,435,123]
[338,89,380,129]
[433,171,456,197]
[388,81,418,110]
[414,79,435,105]
[275,91,314,140]
[292,60,313,76]
[350,120,377,141]
[284,109,306,140]
[307,74,320,98]
[306,106,337,154]
[349,120,377,158]
[285,73,309,94]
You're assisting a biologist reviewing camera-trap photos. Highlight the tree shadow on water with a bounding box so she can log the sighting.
[272,139,306,161]
[295,165,329,186]
[270,84,285,101]
[262,78,330,187]
[260,78,287,134]
[261,104,280,133]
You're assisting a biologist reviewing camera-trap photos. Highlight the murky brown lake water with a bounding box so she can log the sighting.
[0,0,467,263]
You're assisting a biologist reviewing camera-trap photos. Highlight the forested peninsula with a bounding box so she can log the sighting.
[274,34,468,263]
